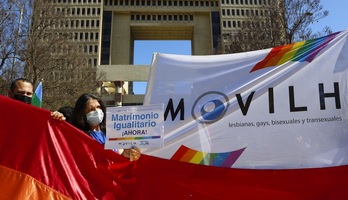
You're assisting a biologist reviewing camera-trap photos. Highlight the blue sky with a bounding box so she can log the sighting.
[133,0,348,94]
[310,0,348,33]
[133,41,191,94]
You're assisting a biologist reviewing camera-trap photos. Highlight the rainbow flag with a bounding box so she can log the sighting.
[250,32,340,72]
[0,96,135,199]
[31,81,42,107]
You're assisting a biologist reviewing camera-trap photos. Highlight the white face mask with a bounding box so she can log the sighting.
[86,109,104,126]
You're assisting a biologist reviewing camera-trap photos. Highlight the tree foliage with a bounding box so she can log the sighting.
[283,0,330,43]
[215,0,332,54]
[0,0,99,110]
[0,0,27,90]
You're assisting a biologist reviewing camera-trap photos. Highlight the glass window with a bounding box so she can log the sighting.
[89,45,93,53]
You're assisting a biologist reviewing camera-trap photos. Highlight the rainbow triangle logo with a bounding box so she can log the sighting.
[170,145,246,168]
[250,32,340,72]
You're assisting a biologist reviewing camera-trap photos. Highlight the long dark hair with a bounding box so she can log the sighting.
[71,94,106,133]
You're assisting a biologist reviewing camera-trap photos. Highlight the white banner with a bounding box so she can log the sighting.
[143,30,348,169]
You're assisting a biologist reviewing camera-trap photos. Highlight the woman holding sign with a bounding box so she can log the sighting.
[71,93,141,160]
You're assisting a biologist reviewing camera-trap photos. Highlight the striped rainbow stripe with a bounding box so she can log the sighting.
[250,32,340,72]
[170,145,246,168]
[109,135,161,141]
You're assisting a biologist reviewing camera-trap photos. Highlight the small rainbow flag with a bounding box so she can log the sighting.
[170,145,246,168]
[250,32,340,72]
[31,81,42,107]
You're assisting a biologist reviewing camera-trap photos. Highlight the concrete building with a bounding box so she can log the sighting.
[51,0,272,106]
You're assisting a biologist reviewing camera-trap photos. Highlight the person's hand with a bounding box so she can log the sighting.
[122,147,141,161]
[51,111,66,121]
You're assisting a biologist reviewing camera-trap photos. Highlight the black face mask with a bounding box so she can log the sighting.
[13,94,32,104]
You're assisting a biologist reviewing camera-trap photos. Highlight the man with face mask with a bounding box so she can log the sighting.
[8,78,65,120]
[8,78,34,104]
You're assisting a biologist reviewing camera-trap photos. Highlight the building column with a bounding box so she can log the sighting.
[114,81,124,107]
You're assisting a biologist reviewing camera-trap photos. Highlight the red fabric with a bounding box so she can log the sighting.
[1,95,348,200]
[0,96,135,199]
[133,156,348,200]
